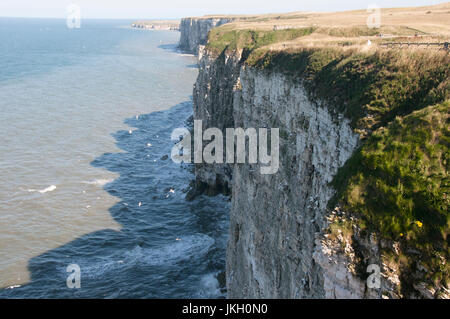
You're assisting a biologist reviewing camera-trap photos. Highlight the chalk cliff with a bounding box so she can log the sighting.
[192,46,377,298]
[182,21,449,299]
[179,18,233,54]
[228,67,363,298]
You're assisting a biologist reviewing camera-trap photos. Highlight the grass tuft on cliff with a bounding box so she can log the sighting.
[332,102,449,290]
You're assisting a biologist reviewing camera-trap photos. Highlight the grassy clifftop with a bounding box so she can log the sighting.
[205,2,450,53]
[249,48,449,133]
[206,21,449,135]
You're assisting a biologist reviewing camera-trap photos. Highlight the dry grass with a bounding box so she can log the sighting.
[199,2,450,51]
[212,2,450,33]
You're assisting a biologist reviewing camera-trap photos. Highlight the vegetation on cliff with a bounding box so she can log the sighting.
[248,48,449,134]
[207,27,316,54]
[207,24,449,133]
[332,102,449,295]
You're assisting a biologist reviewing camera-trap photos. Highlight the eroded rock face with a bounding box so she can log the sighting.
[313,210,400,299]
[191,44,383,297]
[191,43,411,298]
[192,45,375,297]
[179,18,232,54]
[191,48,243,194]
[226,69,361,298]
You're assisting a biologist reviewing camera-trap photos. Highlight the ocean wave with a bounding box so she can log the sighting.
[6,284,21,290]
[27,185,57,194]
[82,179,114,187]
[76,234,215,279]
[197,273,222,298]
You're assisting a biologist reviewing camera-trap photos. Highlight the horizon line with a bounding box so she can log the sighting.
[0,2,444,21]
[0,16,182,20]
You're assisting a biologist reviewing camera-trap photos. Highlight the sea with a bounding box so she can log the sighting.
[0,18,229,298]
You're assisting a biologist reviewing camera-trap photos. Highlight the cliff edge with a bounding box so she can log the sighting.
[179,17,233,54]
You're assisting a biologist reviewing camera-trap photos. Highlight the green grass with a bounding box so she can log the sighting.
[247,48,449,135]
[317,25,424,37]
[206,27,316,54]
[331,102,449,291]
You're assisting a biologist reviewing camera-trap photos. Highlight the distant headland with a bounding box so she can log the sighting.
[131,20,180,31]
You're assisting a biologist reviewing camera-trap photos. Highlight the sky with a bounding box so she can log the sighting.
[0,0,445,19]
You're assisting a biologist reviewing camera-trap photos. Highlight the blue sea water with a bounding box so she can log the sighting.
[0,18,229,298]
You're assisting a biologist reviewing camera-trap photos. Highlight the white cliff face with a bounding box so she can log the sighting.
[226,69,362,298]
[179,18,232,54]
[191,46,408,298]
[191,45,382,297]
[313,225,403,299]
[191,48,243,194]
[188,37,415,297]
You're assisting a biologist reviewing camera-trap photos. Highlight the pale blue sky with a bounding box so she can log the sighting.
[0,0,444,19]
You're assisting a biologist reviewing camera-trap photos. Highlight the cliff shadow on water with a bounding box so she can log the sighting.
[0,101,229,298]
[158,43,199,69]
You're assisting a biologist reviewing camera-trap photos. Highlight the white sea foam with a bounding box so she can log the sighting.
[82,179,114,187]
[27,185,57,193]
[6,284,21,289]
[78,234,215,279]
[39,185,57,193]
[198,273,221,298]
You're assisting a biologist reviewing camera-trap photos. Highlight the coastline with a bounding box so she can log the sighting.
[131,19,180,31]
[0,22,231,298]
